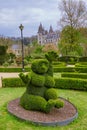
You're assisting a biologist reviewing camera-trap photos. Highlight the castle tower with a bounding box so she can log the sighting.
[37,23,45,45]
[49,25,54,33]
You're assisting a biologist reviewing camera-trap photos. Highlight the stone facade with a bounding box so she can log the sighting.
[37,23,60,45]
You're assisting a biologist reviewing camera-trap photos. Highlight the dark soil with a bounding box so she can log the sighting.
[7,98,77,124]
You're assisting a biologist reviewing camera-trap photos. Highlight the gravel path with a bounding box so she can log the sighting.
[0,73,19,88]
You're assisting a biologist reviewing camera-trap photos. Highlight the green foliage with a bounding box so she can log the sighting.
[55,77,87,91]
[31,59,49,74]
[24,59,29,66]
[3,62,9,67]
[0,67,31,72]
[75,62,87,67]
[61,72,87,79]
[45,75,55,88]
[54,66,87,73]
[0,45,7,55]
[31,71,45,87]
[19,52,64,113]
[55,99,64,108]
[53,61,66,66]
[0,45,8,65]
[2,78,25,87]
[58,56,79,62]
[47,63,53,76]
[34,45,43,54]
[19,72,31,84]
[54,66,75,72]
[0,87,87,129]
[20,92,47,112]
[45,88,58,100]
[27,84,47,97]
[45,99,56,113]
[45,51,58,62]
[59,26,83,56]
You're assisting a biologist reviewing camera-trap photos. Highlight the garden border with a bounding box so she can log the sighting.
[7,97,78,126]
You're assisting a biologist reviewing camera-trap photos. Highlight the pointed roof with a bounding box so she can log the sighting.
[49,25,54,33]
[38,23,44,33]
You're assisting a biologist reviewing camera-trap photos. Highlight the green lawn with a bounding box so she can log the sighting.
[0,87,87,130]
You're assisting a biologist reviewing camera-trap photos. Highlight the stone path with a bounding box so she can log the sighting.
[0,73,19,88]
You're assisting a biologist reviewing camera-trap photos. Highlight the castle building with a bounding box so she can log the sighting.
[37,23,60,45]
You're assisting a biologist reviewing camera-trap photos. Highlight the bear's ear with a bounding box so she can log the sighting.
[45,51,58,62]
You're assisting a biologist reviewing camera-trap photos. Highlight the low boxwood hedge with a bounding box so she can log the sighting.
[61,72,87,79]
[2,76,87,91]
[53,66,87,73]
[54,77,87,91]
[53,67,75,72]
[0,67,31,72]
[2,78,25,87]
[75,62,87,67]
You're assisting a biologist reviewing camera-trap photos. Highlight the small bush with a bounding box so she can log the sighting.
[45,88,58,100]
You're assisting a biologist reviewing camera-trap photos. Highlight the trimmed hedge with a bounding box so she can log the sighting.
[2,78,25,87]
[0,67,31,72]
[54,66,87,73]
[53,62,66,66]
[54,77,87,91]
[2,76,87,91]
[75,62,87,67]
[53,67,75,72]
[61,73,87,79]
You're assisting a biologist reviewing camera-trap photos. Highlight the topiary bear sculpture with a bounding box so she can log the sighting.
[19,51,64,113]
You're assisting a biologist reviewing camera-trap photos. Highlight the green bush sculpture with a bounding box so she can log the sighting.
[19,51,64,113]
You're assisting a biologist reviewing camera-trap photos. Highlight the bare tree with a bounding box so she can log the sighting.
[58,0,87,28]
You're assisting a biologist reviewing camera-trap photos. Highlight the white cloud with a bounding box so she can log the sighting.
[0,0,60,36]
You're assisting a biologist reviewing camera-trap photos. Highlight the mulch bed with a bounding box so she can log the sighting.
[7,98,78,126]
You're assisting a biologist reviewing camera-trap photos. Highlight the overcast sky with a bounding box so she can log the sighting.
[0,0,61,37]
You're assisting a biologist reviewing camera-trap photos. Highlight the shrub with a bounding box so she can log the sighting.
[45,75,55,88]
[2,78,25,87]
[45,88,58,100]
[3,62,9,67]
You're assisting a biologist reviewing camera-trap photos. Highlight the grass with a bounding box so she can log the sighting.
[0,87,87,130]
